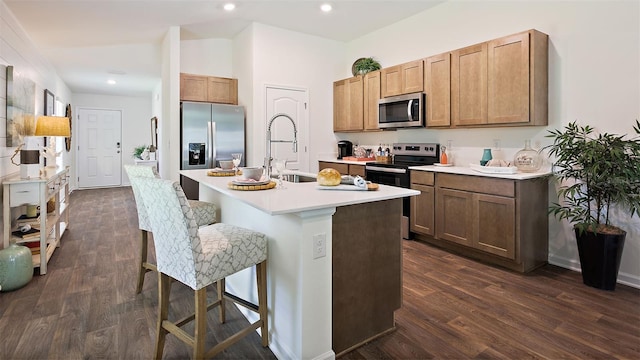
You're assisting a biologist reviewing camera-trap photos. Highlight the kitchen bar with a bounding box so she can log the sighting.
[180,169,419,359]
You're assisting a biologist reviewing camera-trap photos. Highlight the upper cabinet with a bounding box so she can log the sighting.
[180,73,238,105]
[425,52,452,127]
[332,29,548,132]
[333,76,364,132]
[451,43,488,126]
[363,71,381,131]
[451,29,548,127]
[381,60,424,97]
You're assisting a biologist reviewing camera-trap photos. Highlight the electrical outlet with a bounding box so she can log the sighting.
[493,139,501,150]
[313,234,326,259]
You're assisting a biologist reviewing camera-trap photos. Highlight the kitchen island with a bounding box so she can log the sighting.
[180,169,419,360]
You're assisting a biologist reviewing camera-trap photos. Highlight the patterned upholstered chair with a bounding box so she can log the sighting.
[124,165,218,293]
[130,176,268,359]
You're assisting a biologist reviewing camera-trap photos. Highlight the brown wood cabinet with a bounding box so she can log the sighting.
[451,43,488,126]
[363,71,381,131]
[424,52,451,127]
[333,76,363,132]
[318,161,366,178]
[381,60,424,97]
[452,29,548,127]
[410,171,435,236]
[487,30,548,125]
[180,73,238,104]
[411,170,548,273]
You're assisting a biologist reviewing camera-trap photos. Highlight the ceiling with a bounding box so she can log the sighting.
[5,0,442,97]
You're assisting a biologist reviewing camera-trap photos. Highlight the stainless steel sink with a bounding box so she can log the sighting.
[272,174,317,183]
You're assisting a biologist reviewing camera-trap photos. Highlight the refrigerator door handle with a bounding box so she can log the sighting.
[208,121,216,168]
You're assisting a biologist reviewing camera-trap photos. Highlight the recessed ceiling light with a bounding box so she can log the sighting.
[321,4,332,12]
[224,3,235,11]
[107,79,116,85]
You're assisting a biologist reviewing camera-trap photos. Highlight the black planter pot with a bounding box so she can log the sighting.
[575,227,626,291]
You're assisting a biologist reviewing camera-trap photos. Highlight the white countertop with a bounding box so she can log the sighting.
[318,158,375,165]
[409,165,552,180]
[181,169,419,215]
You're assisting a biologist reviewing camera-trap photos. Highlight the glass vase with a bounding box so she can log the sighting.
[513,140,542,172]
[480,148,493,166]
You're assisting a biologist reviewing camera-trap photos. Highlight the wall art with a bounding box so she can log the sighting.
[6,65,36,147]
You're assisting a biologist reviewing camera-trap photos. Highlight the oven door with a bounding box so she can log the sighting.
[365,165,411,239]
[365,165,409,188]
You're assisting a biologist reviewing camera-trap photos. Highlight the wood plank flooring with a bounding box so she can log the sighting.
[1,187,638,359]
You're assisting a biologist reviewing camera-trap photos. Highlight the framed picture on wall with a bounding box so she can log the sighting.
[150,116,158,150]
[44,89,54,115]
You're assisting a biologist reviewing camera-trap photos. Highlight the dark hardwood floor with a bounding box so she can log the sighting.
[1,187,638,359]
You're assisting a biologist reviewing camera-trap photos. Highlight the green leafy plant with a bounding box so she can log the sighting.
[132,145,148,159]
[545,120,640,234]
[353,57,381,75]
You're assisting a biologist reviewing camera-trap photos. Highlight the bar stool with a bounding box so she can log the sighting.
[124,165,218,293]
[131,176,268,359]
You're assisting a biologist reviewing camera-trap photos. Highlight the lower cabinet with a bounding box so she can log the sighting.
[410,171,435,236]
[318,161,365,178]
[411,170,548,272]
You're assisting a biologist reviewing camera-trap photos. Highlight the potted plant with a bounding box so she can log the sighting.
[352,57,381,76]
[545,120,640,290]
[132,145,148,160]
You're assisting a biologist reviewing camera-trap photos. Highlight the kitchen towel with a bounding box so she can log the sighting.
[341,175,367,189]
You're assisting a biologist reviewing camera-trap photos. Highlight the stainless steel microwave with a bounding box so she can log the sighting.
[378,92,425,129]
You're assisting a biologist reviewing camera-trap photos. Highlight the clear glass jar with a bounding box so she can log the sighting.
[513,140,542,172]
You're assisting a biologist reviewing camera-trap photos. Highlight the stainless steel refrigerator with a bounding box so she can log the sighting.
[180,101,245,199]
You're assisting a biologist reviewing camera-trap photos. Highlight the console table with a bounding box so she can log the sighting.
[3,167,70,275]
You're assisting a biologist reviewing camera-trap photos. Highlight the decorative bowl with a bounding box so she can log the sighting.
[241,167,264,181]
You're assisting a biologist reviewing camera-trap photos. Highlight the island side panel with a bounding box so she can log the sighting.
[332,198,403,356]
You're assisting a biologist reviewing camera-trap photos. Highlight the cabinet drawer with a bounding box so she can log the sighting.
[411,171,434,186]
[319,162,349,175]
[437,173,515,197]
[9,183,40,206]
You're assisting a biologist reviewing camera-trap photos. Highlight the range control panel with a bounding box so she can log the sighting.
[392,143,439,157]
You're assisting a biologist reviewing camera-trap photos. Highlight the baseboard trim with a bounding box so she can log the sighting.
[549,254,640,289]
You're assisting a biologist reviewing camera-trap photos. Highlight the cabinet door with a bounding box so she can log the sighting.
[451,43,487,126]
[487,32,529,124]
[349,164,366,178]
[436,188,473,246]
[319,161,349,175]
[363,71,380,131]
[207,77,238,104]
[410,184,434,236]
[473,193,515,259]
[425,53,451,127]
[347,76,364,131]
[333,79,348,131]
[381,65,402,97]
[180,73,207,101]
[401,60,424,94]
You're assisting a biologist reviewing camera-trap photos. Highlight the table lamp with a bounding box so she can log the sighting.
[35,116,70,169]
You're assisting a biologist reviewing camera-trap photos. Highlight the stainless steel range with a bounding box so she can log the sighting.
[365,143,439,239]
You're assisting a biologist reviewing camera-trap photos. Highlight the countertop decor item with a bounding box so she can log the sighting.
[480,148,493,166]
[0,242,34,292]
[352,57,381,76]
[513,140,542,172]
[545,120,640,290]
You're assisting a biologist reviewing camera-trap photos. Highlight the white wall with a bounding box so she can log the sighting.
[343,0,640,287]
[181,38,233,77]
[0,1,72,176]
[72,94,152,186]
[246,23,344,172]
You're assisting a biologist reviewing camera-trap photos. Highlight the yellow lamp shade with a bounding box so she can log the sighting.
[35,116,70,137]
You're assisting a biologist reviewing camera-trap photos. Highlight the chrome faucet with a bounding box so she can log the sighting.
[264,113,298,178]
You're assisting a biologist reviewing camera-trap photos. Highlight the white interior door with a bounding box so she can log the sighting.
[77,108,122,188]
[266,86,309,172]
